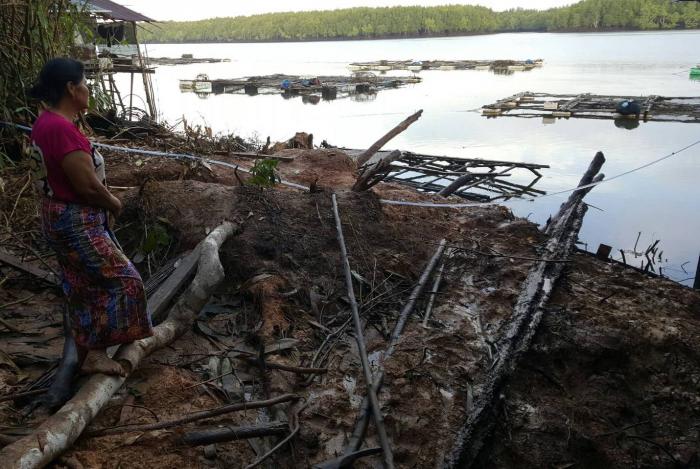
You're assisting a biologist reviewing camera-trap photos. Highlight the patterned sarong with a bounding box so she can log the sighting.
[41,198,153,349]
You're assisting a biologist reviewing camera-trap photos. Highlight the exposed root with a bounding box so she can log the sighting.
[245,273,290,342]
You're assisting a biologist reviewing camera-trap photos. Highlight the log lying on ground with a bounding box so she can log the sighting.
[0,222,238,469]
[442,153,606,468]
[355,110,423,167]
[352,150,402,192]
[182,421,288,446]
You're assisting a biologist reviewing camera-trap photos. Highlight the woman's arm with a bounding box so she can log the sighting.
[61,151,122,215]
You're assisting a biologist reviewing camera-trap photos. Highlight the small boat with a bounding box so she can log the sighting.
[179,79,194,90]
[407,61,423,72]
[348,64,363,71]
[508,65,526,71]
[194,81,212,93]
[690,65,700,76]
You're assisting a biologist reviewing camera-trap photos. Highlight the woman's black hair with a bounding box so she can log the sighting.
[29,58,85,106]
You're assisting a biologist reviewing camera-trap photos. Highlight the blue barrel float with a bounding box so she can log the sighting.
[616,100,641,116]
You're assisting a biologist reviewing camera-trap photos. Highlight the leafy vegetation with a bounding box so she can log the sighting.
[140,0,700,43]
[248,159,279,188]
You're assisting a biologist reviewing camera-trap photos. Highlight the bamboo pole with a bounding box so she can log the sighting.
[342,239,447,458]
[331,194,395,469]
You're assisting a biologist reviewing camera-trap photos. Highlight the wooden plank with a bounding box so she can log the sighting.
[0,251,59,286]
[560,93,590,111]
[148,246,201,324]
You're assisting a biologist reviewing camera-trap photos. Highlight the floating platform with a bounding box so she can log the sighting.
[343,149,549,201]
[348,59,543,73]
[482,92,700,124]
[179,73,421,101]
[148,56,230,66]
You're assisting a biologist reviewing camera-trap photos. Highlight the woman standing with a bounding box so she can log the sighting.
[29,58,153,377]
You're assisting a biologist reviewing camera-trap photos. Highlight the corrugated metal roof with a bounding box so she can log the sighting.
[72,0,154,22]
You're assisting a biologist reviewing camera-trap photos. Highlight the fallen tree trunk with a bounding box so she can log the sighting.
[0,222,238,469]
[442,153,605,468]
[545,151,605,234]
[355,110,423,167]
[352,150,402,192]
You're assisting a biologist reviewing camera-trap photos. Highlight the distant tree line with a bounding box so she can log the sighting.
[140,0,700,43]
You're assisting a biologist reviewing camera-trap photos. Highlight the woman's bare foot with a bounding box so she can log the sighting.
[80,349,126,376]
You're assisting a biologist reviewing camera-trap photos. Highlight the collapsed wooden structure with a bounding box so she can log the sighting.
[345,149,548,201]
[348,59,543,73]
[482,92,700,123]
[179,73,421,101]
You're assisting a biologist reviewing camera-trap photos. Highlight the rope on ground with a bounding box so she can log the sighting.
[3,121,699,209]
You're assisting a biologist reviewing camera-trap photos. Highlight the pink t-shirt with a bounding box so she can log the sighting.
[30,110,105,203]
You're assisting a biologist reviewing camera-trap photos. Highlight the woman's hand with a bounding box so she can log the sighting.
[107,197,122,230]
[109,195,123,218]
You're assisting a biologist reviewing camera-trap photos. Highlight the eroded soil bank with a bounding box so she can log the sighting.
[1,147,698,468]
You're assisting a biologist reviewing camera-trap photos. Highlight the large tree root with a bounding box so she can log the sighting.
[0,222,238,469]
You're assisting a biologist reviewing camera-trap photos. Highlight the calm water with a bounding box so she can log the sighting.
[118,31,700,285]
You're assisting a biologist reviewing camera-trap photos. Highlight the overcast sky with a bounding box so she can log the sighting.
[124,1,577,22]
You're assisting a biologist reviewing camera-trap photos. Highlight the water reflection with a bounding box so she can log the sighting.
[302,95,321,105]
[351,93,377,102]
[614,118,640,130]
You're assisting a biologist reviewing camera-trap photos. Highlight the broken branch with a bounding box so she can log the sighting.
[88,394,299,437]
[352,150,402,192]
[355,110,423,167]
[240,356,328,375]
